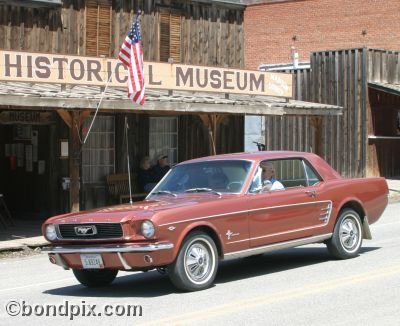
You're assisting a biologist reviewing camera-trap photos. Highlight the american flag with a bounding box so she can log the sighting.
[118,14,145,105]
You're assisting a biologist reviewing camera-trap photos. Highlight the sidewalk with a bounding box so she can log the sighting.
[387,178,400,203]
[0,219,48,252]
[1,178,399,253]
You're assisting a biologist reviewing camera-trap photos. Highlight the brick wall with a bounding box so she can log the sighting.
[244,0,400,69]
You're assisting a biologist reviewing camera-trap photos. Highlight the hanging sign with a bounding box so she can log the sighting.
[0,50,293,98]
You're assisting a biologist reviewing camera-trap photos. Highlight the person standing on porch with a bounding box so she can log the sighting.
[152,154,170,182]
[138,156,157,192]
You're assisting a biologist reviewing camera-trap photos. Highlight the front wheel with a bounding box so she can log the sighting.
[168,231,218,291]
[327,208,363,259]
[72,269,118,287]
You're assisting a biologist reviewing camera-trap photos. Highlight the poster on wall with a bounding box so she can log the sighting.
[14,125,32,140]
[5,144,10,157]
[11,144,16,156]
[32,130,38,162]
[16,143,24,167]
[38,160,45,175]
[25,145,33,172]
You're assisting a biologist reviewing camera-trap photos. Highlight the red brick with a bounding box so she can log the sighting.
[244,0,400,69]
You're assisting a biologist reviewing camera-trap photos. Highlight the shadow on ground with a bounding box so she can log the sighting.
[43,245,380,298]
[0,218,44,241]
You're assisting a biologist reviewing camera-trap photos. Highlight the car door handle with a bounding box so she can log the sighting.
[305,190,317,197]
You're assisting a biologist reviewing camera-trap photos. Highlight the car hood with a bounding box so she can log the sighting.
[45,193,237,225]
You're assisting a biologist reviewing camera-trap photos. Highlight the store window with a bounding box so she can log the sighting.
[149,117,178,165]
[82,115,115,183]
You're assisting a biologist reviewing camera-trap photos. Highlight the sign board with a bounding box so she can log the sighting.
[0,111,53,125]
[0,50,293,98]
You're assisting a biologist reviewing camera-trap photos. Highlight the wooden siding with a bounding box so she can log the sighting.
[112,1,244,67]
[368,50,400,84]
[0,1,84,54]
[0,1,244,68]
[266,48,400,178]
[266,49,369,177]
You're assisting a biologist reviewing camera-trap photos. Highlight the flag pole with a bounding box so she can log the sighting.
[124,115,133,204]
[82,73,113,144]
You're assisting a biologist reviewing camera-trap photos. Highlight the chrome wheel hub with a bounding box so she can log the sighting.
[339,216,360,251]
[185,242,211,283]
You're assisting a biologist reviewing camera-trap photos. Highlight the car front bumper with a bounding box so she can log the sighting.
[42,242,174,271]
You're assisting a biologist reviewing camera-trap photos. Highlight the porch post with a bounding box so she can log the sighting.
[69,111,81,212]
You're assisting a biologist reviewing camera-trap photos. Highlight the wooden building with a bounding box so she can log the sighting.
[264,48,400,178]
[0,0,341,219]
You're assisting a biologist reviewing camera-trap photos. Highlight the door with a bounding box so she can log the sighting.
[247,158,331,248]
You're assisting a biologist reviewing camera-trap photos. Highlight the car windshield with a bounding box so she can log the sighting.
[149,160,252,196]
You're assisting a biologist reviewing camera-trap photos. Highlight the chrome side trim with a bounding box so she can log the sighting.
[117,252,132,270]
[363,216,372,240]
[42,243,174,254]
[160,200,334,227]
[223,234,332,261]
[224,200,332,244]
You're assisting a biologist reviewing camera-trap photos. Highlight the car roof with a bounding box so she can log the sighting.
[180,151,316,164]
[178,151,341,181]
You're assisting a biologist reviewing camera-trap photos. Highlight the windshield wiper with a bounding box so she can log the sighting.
[185,188,221,196]
[151,190,177,197]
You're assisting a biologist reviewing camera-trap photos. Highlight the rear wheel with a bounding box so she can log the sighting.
[168,231,218,291]
[72,269,118,287]
[327,208,363,259]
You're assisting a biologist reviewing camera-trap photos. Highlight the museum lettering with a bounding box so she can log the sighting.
[176,67,265,92]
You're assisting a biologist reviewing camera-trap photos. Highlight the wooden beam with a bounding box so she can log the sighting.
[79,110,91,126]
[209,114,217,156]
[57,109,72,128]
[69,111,81,213]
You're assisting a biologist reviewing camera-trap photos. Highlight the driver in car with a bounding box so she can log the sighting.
[260,162,285,191]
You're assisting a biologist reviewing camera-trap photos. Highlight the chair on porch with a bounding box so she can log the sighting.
[106,174,147,204]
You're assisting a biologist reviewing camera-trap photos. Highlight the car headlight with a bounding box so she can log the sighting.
[141,220,155,238]
[45,224,58,241]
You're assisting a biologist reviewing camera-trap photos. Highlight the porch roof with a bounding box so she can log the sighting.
[0,81,343,116]
[368,82,400,97]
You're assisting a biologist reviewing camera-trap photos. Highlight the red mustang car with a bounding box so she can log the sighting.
[42,151,388,291]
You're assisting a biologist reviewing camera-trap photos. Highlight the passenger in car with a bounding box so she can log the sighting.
[260,162,285,191]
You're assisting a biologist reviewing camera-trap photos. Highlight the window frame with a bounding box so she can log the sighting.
[247,157,323,193]
[149,116,179,166]
[81,115,115,184]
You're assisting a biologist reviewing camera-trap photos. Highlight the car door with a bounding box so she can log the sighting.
[247,158,331,248]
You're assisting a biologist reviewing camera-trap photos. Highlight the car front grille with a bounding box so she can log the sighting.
[57,223,123,239]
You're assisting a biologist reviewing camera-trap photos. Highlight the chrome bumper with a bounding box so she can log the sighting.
[42,242,174,254]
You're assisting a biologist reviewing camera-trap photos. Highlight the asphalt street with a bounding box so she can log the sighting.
[0,202,399,326]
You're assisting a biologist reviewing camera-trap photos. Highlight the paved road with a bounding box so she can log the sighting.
[1,203,400,326]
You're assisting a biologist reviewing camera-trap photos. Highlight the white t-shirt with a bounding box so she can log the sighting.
[263,179,285,191]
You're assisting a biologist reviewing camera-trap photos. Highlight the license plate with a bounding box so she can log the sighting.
[80,254,104,269]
